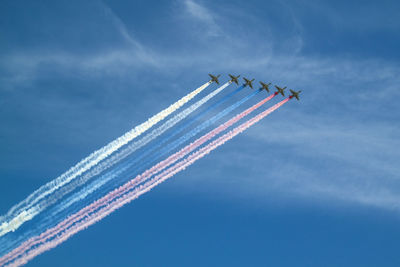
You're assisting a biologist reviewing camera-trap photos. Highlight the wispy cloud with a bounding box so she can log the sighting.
[204,107,400,211]
[184,0,214,24]
[182,0,222,37]
[101,4,141,49]
[292,0,400,32]
[1,0,399,213]
[100,2,160,67]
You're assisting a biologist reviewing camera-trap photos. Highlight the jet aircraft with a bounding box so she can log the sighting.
[274,85,287,96]
[228,74,240,85]
[243,77,255,89]
[259,81,271,92]
[208,74,221,84]
[289,89,302,100]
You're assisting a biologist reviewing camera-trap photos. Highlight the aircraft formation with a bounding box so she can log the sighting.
[0,71,300,267]
[208,74,301,100]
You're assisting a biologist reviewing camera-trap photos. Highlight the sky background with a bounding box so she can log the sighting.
[1,0,400,266]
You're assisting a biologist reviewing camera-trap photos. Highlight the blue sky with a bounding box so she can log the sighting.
[1,0,400,266]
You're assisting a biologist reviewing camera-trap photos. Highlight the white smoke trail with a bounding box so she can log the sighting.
[0,81,211,238]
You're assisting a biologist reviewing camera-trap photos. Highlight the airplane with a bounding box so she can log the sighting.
[259,81,271,92]
[274,85,287,96]
[208,74,221,84]
[243,77,255,89]
[228,74,240,85]
[289,89,302,100]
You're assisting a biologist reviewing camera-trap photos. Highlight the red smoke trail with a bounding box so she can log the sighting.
[1,94,287,267]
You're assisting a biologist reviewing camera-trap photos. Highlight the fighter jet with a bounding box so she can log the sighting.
[208,74,221,84]
[259,81,271,92]
[289,89,302,100]
[228,74,240,85]
[274,85,287,96]
[243,77,255,89]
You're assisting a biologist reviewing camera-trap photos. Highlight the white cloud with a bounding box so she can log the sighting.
[184,0,214,24]
[100,3,160,67]
[1,0,399,213]
[182,0,222,37]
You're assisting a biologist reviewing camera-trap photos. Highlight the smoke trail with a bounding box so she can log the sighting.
[17,82,231,223]
[0,94,285,266]
[0,81,232,256]
[0,83,243,256]
[42,92,278,245]
[0,92,277,264]
[53,89,259,214]
[0,81,211,238]
[41,86,249,221]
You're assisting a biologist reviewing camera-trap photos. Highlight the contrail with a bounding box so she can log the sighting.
[0,85,253,256]
[12,81,232,232]
[0,92,277,265]
[38,85,248,223]
[0,81,212,238]
[0,81,232,255]
[53,88,260,217]
[0,94,286,266]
